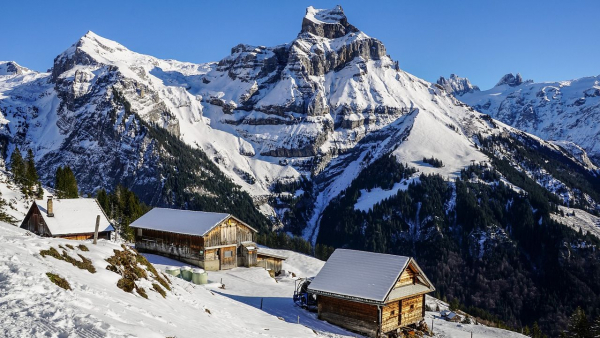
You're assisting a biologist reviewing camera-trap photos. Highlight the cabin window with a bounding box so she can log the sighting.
[410,304,415,310]
[199,250,204,259]
[224,250,233,258]
[137,229,142,236]
[391,310,395,315]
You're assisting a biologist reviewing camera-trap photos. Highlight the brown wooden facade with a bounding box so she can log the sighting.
[315,262,432,337]
[256,252,286,274]
[133,216,257,271]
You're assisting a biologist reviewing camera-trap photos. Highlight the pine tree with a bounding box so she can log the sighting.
[532,322,544,338]
[54,165,78,198]
[97,188,109,212]
[24,149,39,195]
[9,147,25,185]
[567,307,591,338]
[36,181,43,199]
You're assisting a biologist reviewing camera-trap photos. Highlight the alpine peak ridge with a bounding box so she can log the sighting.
[301,5,359,39]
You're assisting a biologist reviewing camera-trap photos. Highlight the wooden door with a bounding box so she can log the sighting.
[220,246,237,270]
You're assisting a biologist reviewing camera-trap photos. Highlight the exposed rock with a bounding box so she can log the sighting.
[495,72,526,87]
[437,74,480,96]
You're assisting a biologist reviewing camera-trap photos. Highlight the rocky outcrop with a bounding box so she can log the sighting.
[437,74,480,96]
[495,73,527,87]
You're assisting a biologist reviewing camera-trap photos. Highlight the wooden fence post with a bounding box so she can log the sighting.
[93,215,100,244]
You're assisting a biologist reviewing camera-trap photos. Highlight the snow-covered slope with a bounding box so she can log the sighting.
[457,73,600,165]
[0,221,528,338]
[551,206,600,239]
[0,223,321,338]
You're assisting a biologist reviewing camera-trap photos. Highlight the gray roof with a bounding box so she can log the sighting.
[308,249,434,304]
[130,208,252,236]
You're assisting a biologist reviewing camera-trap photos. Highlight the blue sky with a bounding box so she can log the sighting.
[2,0,599,89]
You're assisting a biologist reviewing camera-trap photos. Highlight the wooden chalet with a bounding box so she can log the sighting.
[20,196,114,240]
[308,249,435,337]
[130,208,279,271]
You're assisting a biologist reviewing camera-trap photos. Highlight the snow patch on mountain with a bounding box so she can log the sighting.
[354,175,419,212]
[552,206,600,239]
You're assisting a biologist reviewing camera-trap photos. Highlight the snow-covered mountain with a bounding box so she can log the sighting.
[455,73,600,166]
[0,6,597,234]
[2,6,600,336]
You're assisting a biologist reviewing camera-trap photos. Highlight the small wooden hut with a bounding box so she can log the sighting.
[20,196,114,240]
[130,208,258,271]
[308,249,435,337]
[256,250,287,274]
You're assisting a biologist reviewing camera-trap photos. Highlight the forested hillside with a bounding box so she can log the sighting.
[317,137,600,335]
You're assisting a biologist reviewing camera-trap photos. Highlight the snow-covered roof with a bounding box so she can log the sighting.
[256,250,287,260]
[34,198,113,236]
[129,208,256,236]
[308,249,433,304]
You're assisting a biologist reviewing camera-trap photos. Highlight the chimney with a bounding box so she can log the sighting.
[47,196,54,217]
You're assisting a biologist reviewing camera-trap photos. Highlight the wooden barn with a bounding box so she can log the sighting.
[308,249,435,337]
[20,196,114,240]
[130,208,262,271]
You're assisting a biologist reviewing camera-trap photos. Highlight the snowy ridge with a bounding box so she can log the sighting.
[458,74,600,165]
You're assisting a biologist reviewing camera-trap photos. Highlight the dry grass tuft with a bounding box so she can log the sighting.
[106,247,168,298]
[40,247,96,273]
[46,272,71,290]
[152,283,166,298]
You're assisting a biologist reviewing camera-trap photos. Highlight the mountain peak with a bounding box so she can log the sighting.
[301,5,359,39]
[437,74,480,96]
[495,73,525,87]
[51,31,134,81]
[0,61,33,76]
